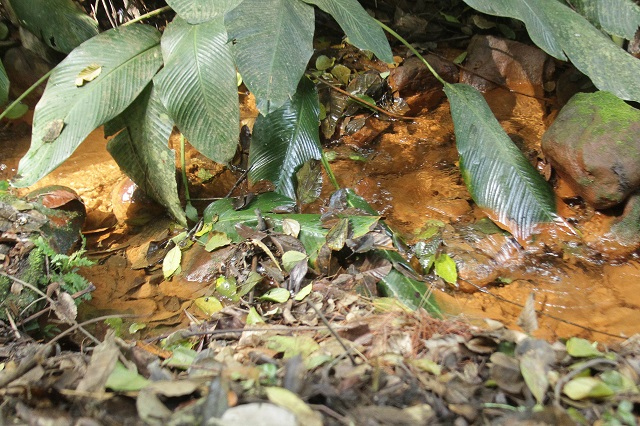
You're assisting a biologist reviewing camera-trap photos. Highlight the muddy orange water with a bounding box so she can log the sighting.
[2,95,639,344]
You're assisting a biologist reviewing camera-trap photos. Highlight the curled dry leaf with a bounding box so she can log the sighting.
[52,292,77,324]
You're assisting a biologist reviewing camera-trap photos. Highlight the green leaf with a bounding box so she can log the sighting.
[434,254,457,285]
[301,0,393,63]
[7,0,98,53]
[14,24,162,187]
[163,346,197,369]
[163,245,182,279]
[563,377,614,400]
[461,0,640,102]
[444,83,556,241]
[282,251,308,272]
[194,296,224,315]
[105,362,150,391]
[155,16,239,164]
[226,0,315,113]
[246,306,265,324]
[204,231,233,252]
[294,283,313,301]
[260,288,291,303]
[249,77,323,200]
[3,102,28,119]
[566,337,603,357]
[165,0,242,24]
[569,0,640,40]
[105,84,186,226]
[0,60,8,106]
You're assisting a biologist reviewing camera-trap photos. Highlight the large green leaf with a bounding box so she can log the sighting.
[105,84,186,226]
[301,0,393,63]
[0,60,8,106]
[165,0,243,24]
[225,0,315,114]
[569,0,640,40]
[155,16,239,164]
[14,24,162,188]
[444,83,556,241]
[249,77,323,200]
[462,0,640,102]
[7,0,98,54]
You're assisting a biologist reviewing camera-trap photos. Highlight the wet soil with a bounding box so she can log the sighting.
[2,89,639,345]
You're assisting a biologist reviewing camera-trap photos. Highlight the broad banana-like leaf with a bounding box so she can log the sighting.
[7,0,98,54]
[569,0,640,40]
[155,16,239,164]
[301,0,393,63]
[105,84,186,226]
[0,60,8,106]
[226,0,314,114]
[14,25,162,188]
[462,0,640,102]
[249,77,323,201]
[165,0,242,24]
[444,83,557,241]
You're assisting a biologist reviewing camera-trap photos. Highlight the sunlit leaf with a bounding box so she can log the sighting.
[129,323,146,334]
[260,288,291,303]
[194,296,224,315]
[563,377,614,400]
[249,77,323,200]
[155,16,239,164]
[462,0,640,102]
[301,0,393,63]
[265,387,323,426]
[7,0,98,53]
[246,306,265,324]
[205,231,233,252]
[282,251,308,272]
[566,337,603,357]
[215,276,237,299]
[165,0,242,24]
[434,253,457,285]
[444,83,556,242]
[226,0,314,113]
[282,218,301,238]
[105,84,186,226]
[14,25,162,187]
[294,283,313,301]
[162,245,182,279]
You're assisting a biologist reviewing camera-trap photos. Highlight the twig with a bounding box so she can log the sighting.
[307,299,357,366]
[5,309,21,340]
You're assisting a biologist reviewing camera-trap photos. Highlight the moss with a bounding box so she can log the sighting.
[0,246,47,321]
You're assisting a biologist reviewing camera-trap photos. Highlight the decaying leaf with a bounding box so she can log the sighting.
[75,63,102,86]
[516,292,538,334]
[42,119,65,143]
[52,292,77,324]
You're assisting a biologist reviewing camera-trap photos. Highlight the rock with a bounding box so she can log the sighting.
[542,91,640,210]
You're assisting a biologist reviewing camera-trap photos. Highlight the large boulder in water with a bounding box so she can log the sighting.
[542,91,640,210]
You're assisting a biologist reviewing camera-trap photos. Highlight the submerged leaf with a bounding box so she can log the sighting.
[444,83,556,242]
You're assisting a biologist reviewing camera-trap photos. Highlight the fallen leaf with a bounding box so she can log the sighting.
[265,387,323,426]
[162,245,182,279]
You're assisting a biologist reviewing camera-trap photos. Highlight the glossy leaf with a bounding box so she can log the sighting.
[434,253,457,285]
[462,0,640,102]
[14,25,162,187]
[165,0,242,24]
[7,0,98,53]
[155,16,239,164]
[301,0,393,63]
[0,60,8,106]
[105,84,186,226]
[444,83,557,241]
[569,0,640,39]
[226,0,315,114]
[249,78,323,200]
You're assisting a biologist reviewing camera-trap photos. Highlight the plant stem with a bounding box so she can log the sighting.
[0,70,52,121]
[376,20,447,86]
[321,151,340,190]
[122,6,172,27]
[180,134,191,205]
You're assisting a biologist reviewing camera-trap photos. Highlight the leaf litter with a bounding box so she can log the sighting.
[1,188,639,425]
